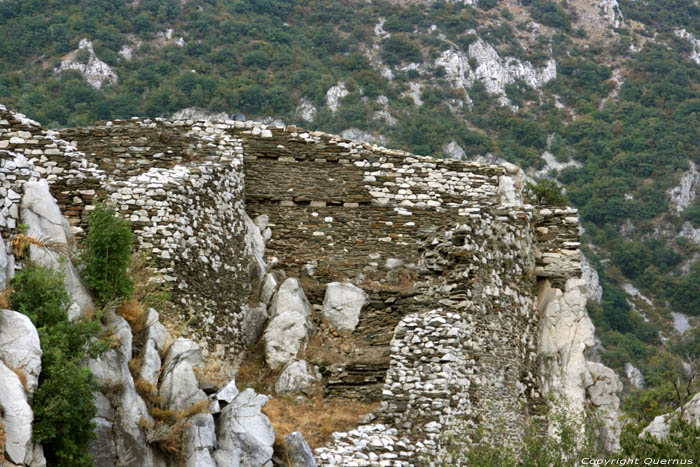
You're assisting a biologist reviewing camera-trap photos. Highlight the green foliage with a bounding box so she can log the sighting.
[381,35,423,65]
[621,417,700,459]
[9,265,103,467]
[526,0,572,31]
[431,409,602,465]
[525,179,568,205]
[82,202,134,305]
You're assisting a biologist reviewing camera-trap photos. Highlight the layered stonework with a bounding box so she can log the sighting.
[0,104,607,466]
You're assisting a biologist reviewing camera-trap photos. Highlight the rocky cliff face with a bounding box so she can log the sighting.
[0,105,622,465]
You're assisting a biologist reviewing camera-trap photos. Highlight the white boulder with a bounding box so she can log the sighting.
[0,360,33,465]
[0,310,42,396]
[21,180,93,318]
[215,388,275,467]
[321,282,368,336]
[275,360,319,395]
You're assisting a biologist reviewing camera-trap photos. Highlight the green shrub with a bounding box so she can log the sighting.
[525,180,569,205]
[82,202,134,305]
[9,265,103,467]
[621,417,700,459]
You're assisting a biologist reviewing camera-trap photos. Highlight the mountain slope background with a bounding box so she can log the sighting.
[2,0,700,421]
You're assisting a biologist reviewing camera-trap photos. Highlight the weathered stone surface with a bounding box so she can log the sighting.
[0,238,9,289]
[241,303,268,348]
[538,278,594,414]
[216,388,275,467]
[0,360,33,465]
[20,180,93,318]
[143,308,171,354]
[285,432,317,467]
[139,338,161,386]
[87,310,163,467]
[641,391,700,440]
[0,310,42,396]
[264,311,311,370]
[159,337,208,412]
[321,282,368,335]
[275,360,319,395]
[184,413,217,467]
[586,361,622,452]
[624,362,644,389]
[269,278,312,320]
[259,273,278,305]
[217,379,239,404]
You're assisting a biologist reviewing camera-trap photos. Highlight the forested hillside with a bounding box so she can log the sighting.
[1,0,700,422]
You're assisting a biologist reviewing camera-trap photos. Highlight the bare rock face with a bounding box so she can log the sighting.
[586,361,623,452]
[20,180,93,318]
[326,82,348,113]
[0,360,34,465]
[0,238,9,289]
[0,310,42,397]
[285,432,317,467]
[321,282,369,336]
[87,310,164,467]
[215,388,275,467]
[538,278,595,414]
[275,360,320,395]
[56,38,118,89]
[264,278,313,369]
[159,337,208,412]
[183,413,218,467]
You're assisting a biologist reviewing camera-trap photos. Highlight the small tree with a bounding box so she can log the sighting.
[82,202,134,304]
[525,179,569,205]
[9,265,103,467]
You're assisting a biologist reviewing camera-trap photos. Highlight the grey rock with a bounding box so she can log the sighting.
[586,361,623,453]
[285,432,317,467]
[20,180,93,318]
[624,362,644,389]
[0,238,9,289]
[441,141,466,160]
[216,388,275,467]
[259,274,278,305]
[159,338,208,412]
[88,416,118,467]
[321,282,368,336]
[641,391,700,440]
[30,444,46,467]
[0,360,33,465]
[244,212,265,261]
[184,413,217,467]
[0,310,42,396]
[254,214,269,232]
[241,303,268,348]
[143,308,171,354]
[275,360,319,395]
[139,338,161,386]
[269,278,312,320]
[264,311,310,370]
[217,379,240,404]
[581,253,603,303]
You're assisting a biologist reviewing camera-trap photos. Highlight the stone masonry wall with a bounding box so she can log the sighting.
[0,107,250,355]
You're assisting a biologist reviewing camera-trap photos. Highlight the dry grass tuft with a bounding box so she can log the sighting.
[146,400,211,461]
[0,421,6,463]
[134,377,164,407]
[9,366,29,393]
[12,234,72,260]
[128,356,143,379]
[116,298,148,333]
[263,395,380,451]
[0,286,12,309]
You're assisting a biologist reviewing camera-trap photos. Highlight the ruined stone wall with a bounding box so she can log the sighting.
[0,107,250,355]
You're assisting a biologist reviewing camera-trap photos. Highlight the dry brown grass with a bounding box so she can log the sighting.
[0,420,6,463]
[147,399,211,461]
[236,343,278,395]
[263,395,380,452]
[116,298,148,333]
[0,286,12,309]
[11,234,72,260]
[361,269,417,294]
[134,377,164,407]
[9,366,29,393]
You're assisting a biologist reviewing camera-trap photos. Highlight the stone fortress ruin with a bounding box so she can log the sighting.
[0,104,620,466]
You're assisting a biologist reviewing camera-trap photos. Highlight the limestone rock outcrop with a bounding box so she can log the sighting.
[215,388,275,467]
[275,360,320,395]
[321,282,369,336]
[264,278,313,370]
[641,391,700,440]
[0,360,34,465]
[0,310,42,397]
[285,432,317,467]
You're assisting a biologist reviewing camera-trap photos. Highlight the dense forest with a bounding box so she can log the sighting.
[1,0,700,424]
